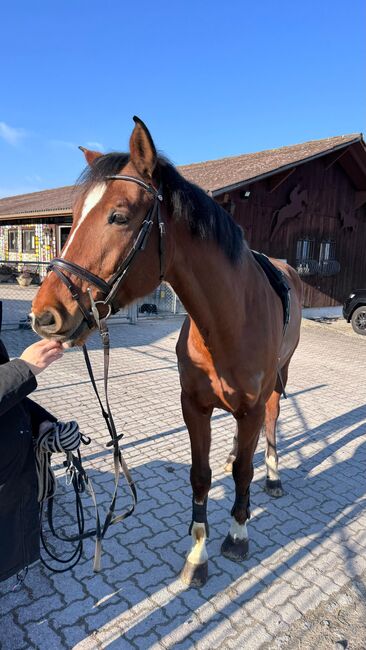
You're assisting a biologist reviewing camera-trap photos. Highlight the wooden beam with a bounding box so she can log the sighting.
[324,148,349,170]
[268,168,296,193]
[355,191,366,210]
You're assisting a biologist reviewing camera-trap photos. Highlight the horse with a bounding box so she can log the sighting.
[32,116,302,587]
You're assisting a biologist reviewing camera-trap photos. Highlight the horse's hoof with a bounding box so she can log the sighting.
[221,533,249,562]
[264,478,284,498]
[181,560,208,587]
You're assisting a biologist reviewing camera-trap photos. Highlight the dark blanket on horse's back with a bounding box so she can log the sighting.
[251,251,291,327]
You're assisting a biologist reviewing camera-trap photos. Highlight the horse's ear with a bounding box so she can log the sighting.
[129,116,157,179]
[79,146,103,166]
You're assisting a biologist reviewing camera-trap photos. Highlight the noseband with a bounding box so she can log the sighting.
[47,174,164,327]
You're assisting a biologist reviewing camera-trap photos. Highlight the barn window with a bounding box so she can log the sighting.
[295,238,317,275]
[296,238,314,261]
[319,240,336,262]
[8,229,18,252]
[319,240,340,276]
[22,229,36,253]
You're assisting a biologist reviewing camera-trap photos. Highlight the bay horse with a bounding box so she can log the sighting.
[32,117,302,587]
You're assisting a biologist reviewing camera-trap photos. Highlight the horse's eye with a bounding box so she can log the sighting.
[108,212,129,225]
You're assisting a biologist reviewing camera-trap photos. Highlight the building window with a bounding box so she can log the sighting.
[8,229,18,252]
[58,225,72,253]
[296,238,314,261]
[295,238,317,275]
[319,240,340,276]
[22,229,36,253]
[319,240,336,262]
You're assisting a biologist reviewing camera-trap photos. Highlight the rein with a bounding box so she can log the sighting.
[42,175,164,572]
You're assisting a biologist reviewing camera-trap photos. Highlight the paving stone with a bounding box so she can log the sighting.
[1,318,365,648]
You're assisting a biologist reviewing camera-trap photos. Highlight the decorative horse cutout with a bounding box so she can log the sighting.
[32,117,302,587]
[270,185,308,239]
[339,207,359,232]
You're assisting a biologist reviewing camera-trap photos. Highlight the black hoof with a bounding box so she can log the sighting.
[264,478,284,498]
[221,533,249,562]
[181,560,208,587]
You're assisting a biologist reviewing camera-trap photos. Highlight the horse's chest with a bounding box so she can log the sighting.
[178,357,264,413]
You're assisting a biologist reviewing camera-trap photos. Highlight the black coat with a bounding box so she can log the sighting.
[0,339,56,582]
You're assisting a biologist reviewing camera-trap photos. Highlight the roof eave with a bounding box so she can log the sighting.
[211,136,363,197]
[0,208,72,221]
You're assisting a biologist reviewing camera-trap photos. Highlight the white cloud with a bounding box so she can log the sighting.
[86,141,105,152]
[25,174,43,183]
[0,121,28,146]
[0,185,42,199]
[49,139,77,150]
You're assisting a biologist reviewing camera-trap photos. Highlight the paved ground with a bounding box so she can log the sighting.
[0,311,365,649]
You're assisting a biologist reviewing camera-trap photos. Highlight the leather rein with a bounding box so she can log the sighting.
[42,175,165,572]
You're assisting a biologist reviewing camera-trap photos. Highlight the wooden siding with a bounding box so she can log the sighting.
[221,156,366,307]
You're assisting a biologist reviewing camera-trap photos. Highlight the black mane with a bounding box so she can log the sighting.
[78,152,244,264]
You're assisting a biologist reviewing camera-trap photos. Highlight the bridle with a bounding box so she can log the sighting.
[41,175,165,572]
[48,174,164,328]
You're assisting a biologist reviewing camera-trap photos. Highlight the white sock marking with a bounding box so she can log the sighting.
[265,453,280,481]
[61,183,107,257]
[187,522,208,565]
[229,518,248,541]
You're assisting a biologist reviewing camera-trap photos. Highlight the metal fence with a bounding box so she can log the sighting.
[0,266,185,328]
[136,283,186,319]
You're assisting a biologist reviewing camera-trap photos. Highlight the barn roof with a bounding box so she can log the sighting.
[180,133,365,196]
[0,133,364,219]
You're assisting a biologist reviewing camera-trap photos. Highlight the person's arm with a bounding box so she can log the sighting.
[0,359,37,417]
[0,338,63,418]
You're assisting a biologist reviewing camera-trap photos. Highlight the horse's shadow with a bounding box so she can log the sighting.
[1,403,365,650]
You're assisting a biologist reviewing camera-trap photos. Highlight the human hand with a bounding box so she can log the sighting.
[20,339,63,375]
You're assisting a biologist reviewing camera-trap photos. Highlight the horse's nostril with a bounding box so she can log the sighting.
[37,311,56,327]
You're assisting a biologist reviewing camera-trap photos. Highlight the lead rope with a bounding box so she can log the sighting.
[83,293,137,571]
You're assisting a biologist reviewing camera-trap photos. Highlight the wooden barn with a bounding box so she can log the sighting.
[0,133,365,310]
[181,133,366,311]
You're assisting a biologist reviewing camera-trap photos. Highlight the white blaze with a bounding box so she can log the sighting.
[61,183,107,257]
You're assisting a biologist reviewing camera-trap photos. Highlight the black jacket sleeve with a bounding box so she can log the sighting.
[0,359,37,417]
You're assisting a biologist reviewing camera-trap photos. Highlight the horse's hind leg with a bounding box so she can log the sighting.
[222,405,265,562]
[224,426,238,473]
[180,392,212,587]
[264,363,289,497]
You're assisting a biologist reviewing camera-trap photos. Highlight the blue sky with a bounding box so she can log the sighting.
[1,0,365,197]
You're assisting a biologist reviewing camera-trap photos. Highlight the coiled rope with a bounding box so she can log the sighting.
[34,420,98,573]
[35,420,82,503]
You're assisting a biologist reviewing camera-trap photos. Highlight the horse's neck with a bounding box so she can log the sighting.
[166,228,259,347]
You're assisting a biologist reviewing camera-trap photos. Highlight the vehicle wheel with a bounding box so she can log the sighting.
[351,306,366,335]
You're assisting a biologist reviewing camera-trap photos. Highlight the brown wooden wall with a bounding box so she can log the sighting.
[219,156,366,307]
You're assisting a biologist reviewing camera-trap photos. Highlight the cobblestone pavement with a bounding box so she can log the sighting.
[0,317,365,649]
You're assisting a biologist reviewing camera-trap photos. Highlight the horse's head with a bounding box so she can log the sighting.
[32,117,167,345]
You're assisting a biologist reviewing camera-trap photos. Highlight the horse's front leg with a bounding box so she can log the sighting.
[221,404,265,562]
[180,391,213,587]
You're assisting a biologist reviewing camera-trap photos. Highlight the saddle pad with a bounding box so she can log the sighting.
[251,250,290,326]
